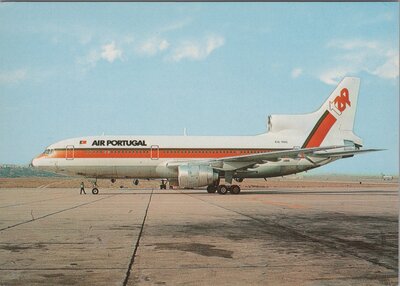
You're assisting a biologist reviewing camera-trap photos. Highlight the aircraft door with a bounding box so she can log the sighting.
[150,145,159,160]
[66,145,74,160]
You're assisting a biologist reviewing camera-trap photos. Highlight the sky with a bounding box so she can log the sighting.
[0,3,398,175]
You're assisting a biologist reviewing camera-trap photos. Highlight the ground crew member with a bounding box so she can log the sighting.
[80,182,86,195]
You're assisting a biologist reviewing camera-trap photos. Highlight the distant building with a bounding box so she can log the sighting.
[381,174,394,181]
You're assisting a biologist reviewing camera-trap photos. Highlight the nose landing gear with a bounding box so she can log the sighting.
[91,180,99,195]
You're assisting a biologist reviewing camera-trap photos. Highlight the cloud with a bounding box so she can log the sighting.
[83,50,101,67]
[78,32,93,46]
[159,18,192,33]
[100,41,122,63]
[355,11,395,27]
[137,37,169,56]
[327,39,379,50]
[319,67,351,85]
[372,51,399,79]
[169,35,225,62]
[319,39,399,85]
[122,35,134,45]
[291,68,303,79]
[0,69,27,84]
[77,41,123,72]
[77,33,225,71]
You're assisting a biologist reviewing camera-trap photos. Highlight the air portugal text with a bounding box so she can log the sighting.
[92,140,147,147]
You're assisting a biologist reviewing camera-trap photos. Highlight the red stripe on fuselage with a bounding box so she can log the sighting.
[43,148,282,159]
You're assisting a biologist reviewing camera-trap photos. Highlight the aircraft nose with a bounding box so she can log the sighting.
[31,157,40,168]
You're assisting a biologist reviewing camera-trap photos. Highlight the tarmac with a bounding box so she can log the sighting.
[0,186,398,285]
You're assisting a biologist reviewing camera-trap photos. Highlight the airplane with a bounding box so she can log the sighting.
[31,77,381,195]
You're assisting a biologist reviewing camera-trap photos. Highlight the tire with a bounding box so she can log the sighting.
[207,185,216,193]
[230,185,241,194]
[217,185,228,195]
[92,188,99,195]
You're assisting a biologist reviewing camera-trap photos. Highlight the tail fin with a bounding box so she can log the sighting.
[302,77,360,148]
[317,77,359,132]
[266,77,362,148]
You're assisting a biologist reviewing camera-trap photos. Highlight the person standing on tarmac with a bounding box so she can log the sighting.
[80,182,86,195]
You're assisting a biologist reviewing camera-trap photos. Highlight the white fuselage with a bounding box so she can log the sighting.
[32,133,336,181]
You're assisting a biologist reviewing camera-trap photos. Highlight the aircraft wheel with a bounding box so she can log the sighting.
[217,185,229,195]
[230,185,241,194]
[207,185,216,193]
[92,188,99,195]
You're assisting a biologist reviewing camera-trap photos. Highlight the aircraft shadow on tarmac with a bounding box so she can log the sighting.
[95,189,397,196]
[242,190,397,195]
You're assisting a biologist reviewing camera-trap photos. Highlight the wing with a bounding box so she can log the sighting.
[213,145,347,163]
[166,145,350,171]
[312,148,385,157]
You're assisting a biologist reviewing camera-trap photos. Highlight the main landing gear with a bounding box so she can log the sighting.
[207,185,217,193]
[207,184,241,195]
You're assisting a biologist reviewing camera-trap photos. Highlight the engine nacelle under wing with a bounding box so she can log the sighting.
[178,165,219,188]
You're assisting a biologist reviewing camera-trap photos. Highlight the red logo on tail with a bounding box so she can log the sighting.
[330,88,351,115]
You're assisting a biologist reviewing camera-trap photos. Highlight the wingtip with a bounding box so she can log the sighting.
[362,148,386,152]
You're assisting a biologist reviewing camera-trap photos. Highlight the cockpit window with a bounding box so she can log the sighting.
[44,149,54,155]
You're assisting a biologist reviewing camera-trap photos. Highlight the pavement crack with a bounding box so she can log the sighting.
[0,194,75,209]
[122,189,153,286]
[0,195,116,232]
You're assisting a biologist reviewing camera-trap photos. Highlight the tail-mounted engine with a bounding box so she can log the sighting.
[178,165,219,188]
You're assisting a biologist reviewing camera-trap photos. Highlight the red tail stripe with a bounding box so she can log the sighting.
[304,112,337,148]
